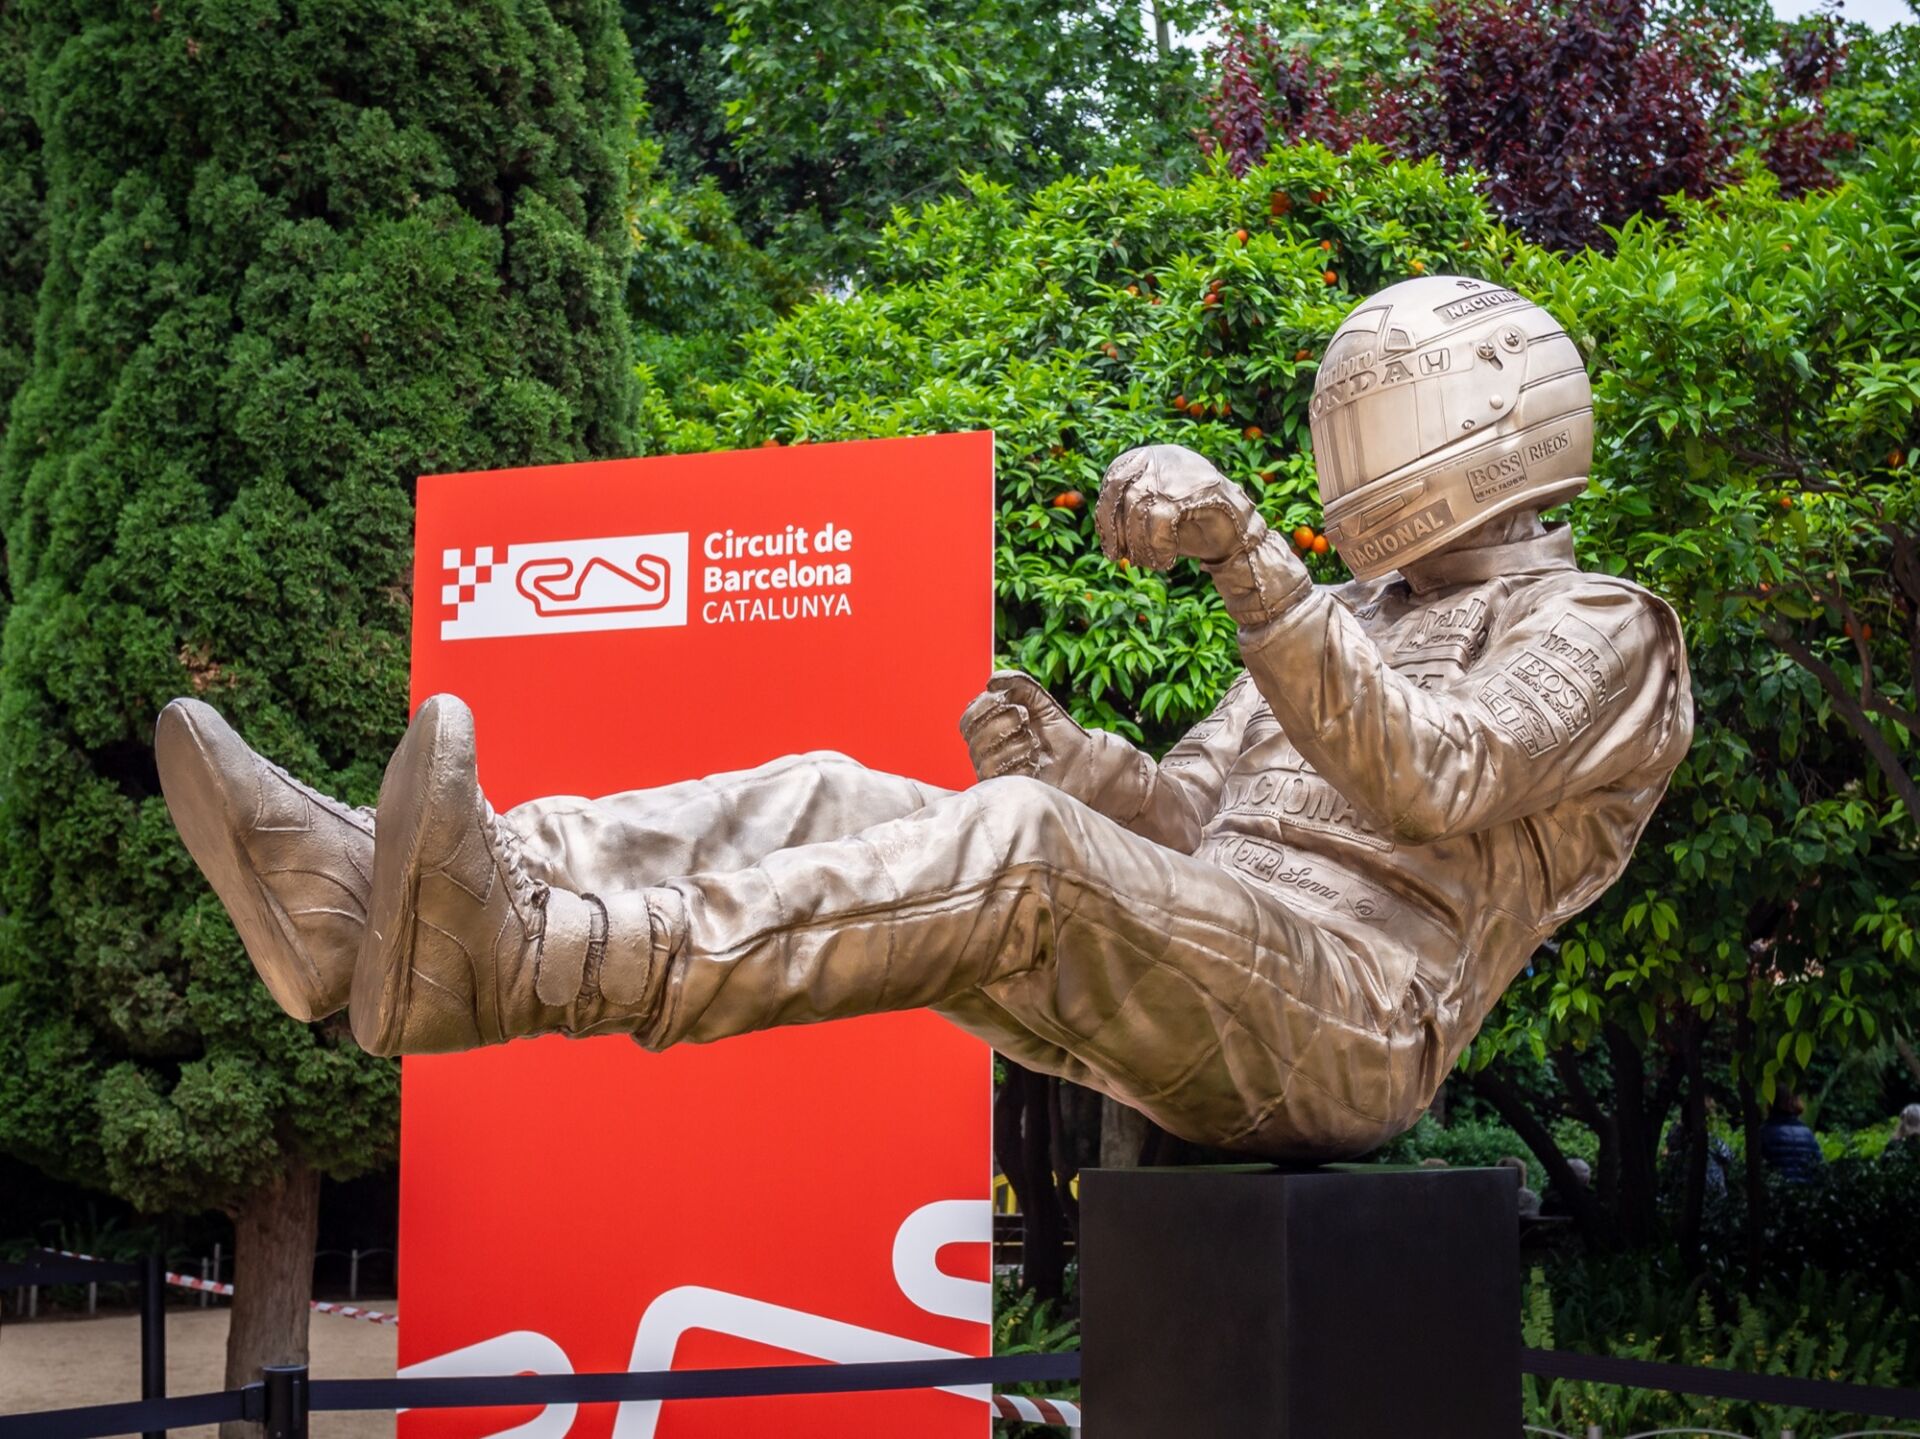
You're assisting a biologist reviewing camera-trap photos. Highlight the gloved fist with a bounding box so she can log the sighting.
[1096,445,1266,570]
[959,671,1088,782]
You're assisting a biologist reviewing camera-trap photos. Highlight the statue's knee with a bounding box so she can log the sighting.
[787,749,861,771]
[973,774,1073,842]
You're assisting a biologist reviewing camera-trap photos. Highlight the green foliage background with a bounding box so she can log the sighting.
[0,0,637,1215]
[644,138,1920,1209]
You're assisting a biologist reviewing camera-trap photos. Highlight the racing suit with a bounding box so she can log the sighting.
[497,521,1691,1159]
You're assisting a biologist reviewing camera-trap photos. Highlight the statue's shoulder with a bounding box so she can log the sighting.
[1523,565,1694,704]
[1326,573,1398,620]
[1519,562,1678,626]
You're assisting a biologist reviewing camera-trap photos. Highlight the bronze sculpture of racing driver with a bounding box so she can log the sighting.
[156,276,1692,1160]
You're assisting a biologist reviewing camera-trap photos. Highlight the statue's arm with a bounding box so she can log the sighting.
[1232,576,1692,843]
[959,671,1253,851]
[1090,440,1689,844]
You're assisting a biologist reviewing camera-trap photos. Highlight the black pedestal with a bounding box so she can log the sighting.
[1080,1165,1519,1438]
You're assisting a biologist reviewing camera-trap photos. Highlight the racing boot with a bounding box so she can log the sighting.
[155,699,372,1022]
[349,694,666,1057]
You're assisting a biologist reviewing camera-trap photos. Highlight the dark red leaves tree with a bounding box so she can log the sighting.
[1203,19,1363,175]
[1413,0,1735,250]
[1203,0,1855,251]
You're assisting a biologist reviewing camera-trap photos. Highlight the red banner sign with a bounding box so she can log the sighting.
[398,432,995,1438]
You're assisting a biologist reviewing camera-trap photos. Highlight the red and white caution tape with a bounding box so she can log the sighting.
[159,1269,232,1297]
[52,1249,397,1326]
[992,1393,1081,1428]
[310,1299,398,1325]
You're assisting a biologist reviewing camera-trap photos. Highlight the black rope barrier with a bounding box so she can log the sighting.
[1522,1348,1920,1422]
[315,1352,1079,1411]
[0,1353,1081,1439]
[0,1387,255,1439]
[8,1347,1920,1438]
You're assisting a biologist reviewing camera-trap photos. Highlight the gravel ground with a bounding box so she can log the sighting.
[0,1301,397,1438]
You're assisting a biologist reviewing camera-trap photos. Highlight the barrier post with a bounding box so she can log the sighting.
[139,1251,166,1439]
[262,1364,309,1439]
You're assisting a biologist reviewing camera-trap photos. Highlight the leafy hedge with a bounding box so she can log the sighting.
[1525,1259,1919,1432]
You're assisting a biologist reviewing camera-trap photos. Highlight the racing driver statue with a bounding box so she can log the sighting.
[156,276,1692,1161]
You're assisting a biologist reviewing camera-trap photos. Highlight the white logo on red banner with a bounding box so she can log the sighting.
[440,533,690,640]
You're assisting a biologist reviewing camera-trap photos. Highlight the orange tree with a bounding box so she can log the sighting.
[646,140,1920,1278]
[1472,146,1920,1262]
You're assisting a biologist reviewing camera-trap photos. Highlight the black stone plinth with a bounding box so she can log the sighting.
[1080,1164,1519,1438]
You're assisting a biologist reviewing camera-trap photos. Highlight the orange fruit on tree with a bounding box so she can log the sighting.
[1295,347,1312,361]
[1052,490,1085,510]
[1173,393,1187,409]
[1779,494,1794,509]
[1319,239,1332,251]
[1293,525,1315,548]
[1244,425,1263,440]
[1126,284,1140,296]
[1312,534,1330,555]
[1323,270,1337,285]
[1270,191,1292,215]
[1236,228,1249,245]
[1410,259,1426,274]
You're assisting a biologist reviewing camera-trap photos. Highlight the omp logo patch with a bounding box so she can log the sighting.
[440,533,690,640]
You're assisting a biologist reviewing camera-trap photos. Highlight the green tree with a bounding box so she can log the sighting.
[0,0,637,1412]
[625,83,805,401]
[0,0,41,417]
[714,0,1206,274]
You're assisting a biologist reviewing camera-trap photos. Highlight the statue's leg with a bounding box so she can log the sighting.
[156,693,939,1025]
[353,698,1419,1156]
[642,774,1420,1157]
[155,699,376,1023]
[502,753,946,894]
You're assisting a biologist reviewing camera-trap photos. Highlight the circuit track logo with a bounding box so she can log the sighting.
[439,532,690,640]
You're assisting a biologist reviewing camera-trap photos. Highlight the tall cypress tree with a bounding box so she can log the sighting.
[0,0,636,1403]
[0,0,42,417]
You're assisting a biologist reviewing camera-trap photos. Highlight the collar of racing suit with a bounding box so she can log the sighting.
[1398,523,1577,596]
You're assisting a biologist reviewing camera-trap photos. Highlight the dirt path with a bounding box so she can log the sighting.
[0,1302,397,1437]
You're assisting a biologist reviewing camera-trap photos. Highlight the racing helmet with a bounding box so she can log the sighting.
[1308,276,1593,581]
